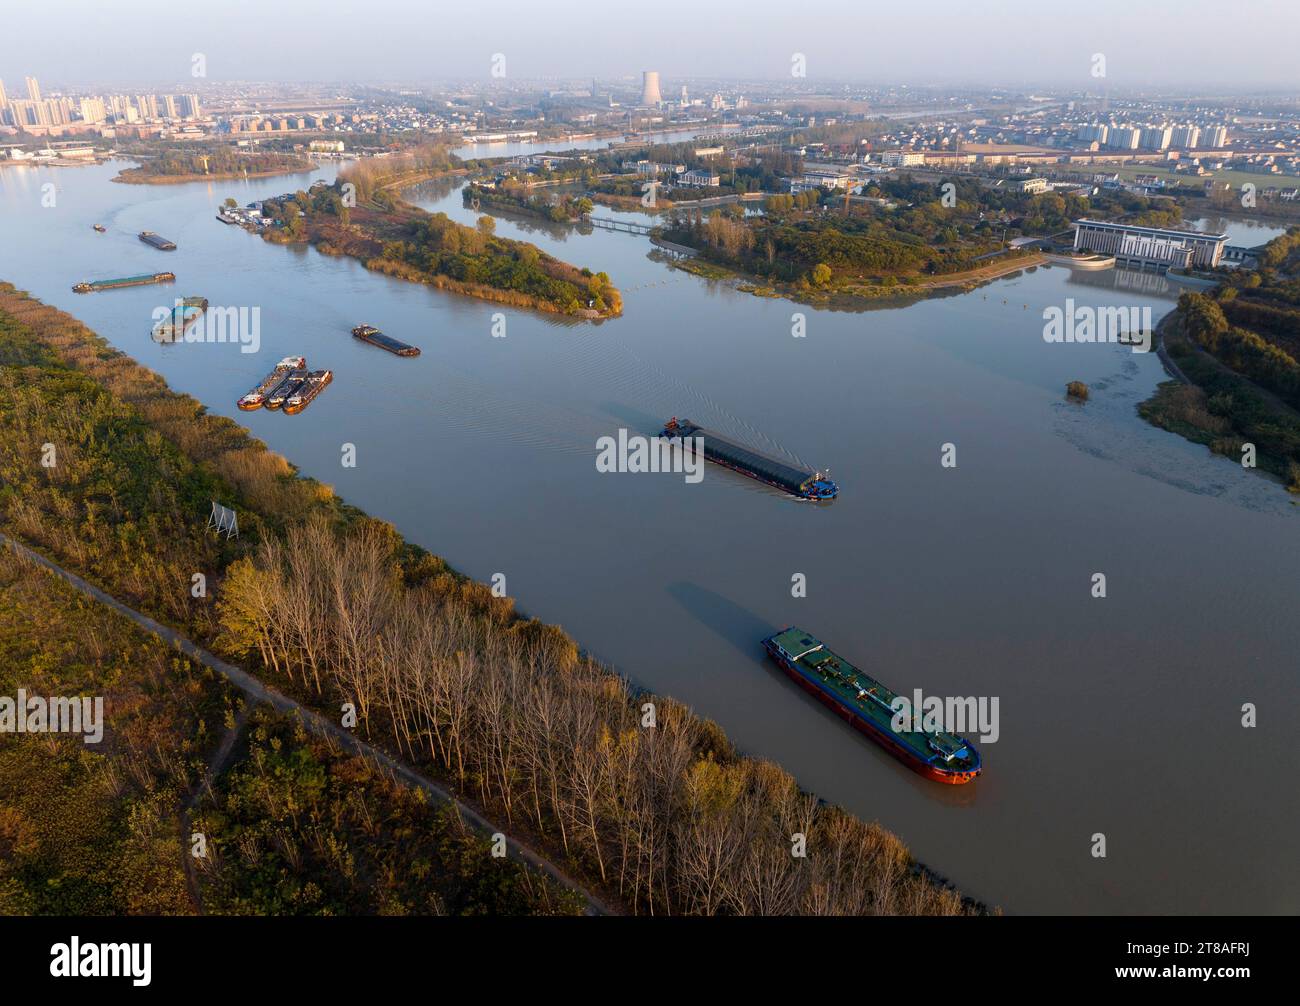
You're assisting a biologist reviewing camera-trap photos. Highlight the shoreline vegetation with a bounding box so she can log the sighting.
[1139,228,1300,493]
[0,543,581,915]
[0,282,982,916]
[113,150,316,185]
[250,146,621,320]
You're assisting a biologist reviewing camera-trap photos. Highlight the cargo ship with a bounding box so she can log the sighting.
[73,272,175,293]
[151,297,208,343]
[351,325,420,357]
[265,367,309,410]
[238,356,307,410]
[282,370,333,415]
[762,628,981,784]
[660,417,838,500]
[138,231,177,251]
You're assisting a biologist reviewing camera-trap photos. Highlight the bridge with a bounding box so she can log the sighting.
[583,215,654,235]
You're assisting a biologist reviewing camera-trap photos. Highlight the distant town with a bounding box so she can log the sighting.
[3,72,1299,205]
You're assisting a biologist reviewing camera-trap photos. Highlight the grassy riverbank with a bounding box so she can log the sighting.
[1139,233,1300,494]
[0,282,982,916]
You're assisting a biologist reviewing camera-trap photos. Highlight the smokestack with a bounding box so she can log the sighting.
[641,71,662,107]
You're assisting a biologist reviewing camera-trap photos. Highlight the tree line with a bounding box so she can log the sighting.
[216,520,974,916]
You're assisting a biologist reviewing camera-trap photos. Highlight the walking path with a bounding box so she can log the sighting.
[0,531,610,917]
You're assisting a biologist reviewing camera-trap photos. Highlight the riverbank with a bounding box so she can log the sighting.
[1140,306,1300,491]
[0,281,983,917]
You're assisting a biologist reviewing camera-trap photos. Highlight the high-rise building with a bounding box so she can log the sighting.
[1171,125,1201,149]
[1204,125,1228,148]
[79,98,107,124]
[180,93,201,119]
[1108,126,1140,150]
[1075,123,1109,144]
[640,70,662,106]
[161,94,178,119]
[0,79,8,111]
[1140,126,1171,150]
[25,75,41,103]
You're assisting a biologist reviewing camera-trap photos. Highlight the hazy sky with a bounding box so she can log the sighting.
[4,0,1297,90]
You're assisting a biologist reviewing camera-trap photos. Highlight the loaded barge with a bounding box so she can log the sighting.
[283,370,333,414]
[73,272,175,293]
[763,628,981,784]
[238,356,306,410]
[351,325,420,357]
[265,367,309,410]
[139,231,177,250]
[151,297,208,342]
[661,417,838,500]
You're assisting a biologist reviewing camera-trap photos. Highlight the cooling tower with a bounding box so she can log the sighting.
[641,71,662,106]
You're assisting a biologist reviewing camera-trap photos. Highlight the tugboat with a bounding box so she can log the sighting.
[762,627,982,784]
[237,356,306,410]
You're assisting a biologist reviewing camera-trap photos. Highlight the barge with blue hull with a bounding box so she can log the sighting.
[762,627,981,784]
[661,417,837,500]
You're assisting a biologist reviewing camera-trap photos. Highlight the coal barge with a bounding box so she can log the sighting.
[351,325,420,357]
[238,356,306,410]
[660,417,838,500]
[763,627,982,784]
[283,370,333,414]
[265,368,309,410]
[138,231,177,251]
[73,272,175,293]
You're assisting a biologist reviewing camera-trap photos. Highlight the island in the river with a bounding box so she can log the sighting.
[239,147,621,319]
[114,149,316,185]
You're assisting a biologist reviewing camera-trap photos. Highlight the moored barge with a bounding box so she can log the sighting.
[282,370,333,414]
[265,368,309,410]
[151,297,209,342]
[762,627,981,784]
[237,356,306,410]
[661,417,838,500]
[73,272,175,293]
[351,325,420,357]
[138,231,177,250]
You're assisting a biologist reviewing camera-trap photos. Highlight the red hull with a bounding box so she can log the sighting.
[768,649,979,785]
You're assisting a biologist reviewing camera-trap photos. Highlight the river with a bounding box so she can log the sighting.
[0,157,1296,914]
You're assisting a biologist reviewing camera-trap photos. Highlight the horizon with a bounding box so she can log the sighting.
[3,0,1298,91]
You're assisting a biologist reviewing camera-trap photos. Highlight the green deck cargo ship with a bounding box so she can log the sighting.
[73,272,176,293]
[762,627,981,784]
[151,297,209,342]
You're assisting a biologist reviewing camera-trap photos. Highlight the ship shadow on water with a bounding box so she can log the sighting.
[665,580,982,808]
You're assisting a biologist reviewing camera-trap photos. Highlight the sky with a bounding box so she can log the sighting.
[3,0,1298,91]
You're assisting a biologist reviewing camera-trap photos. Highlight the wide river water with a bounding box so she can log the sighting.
[1,157,1296,914]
